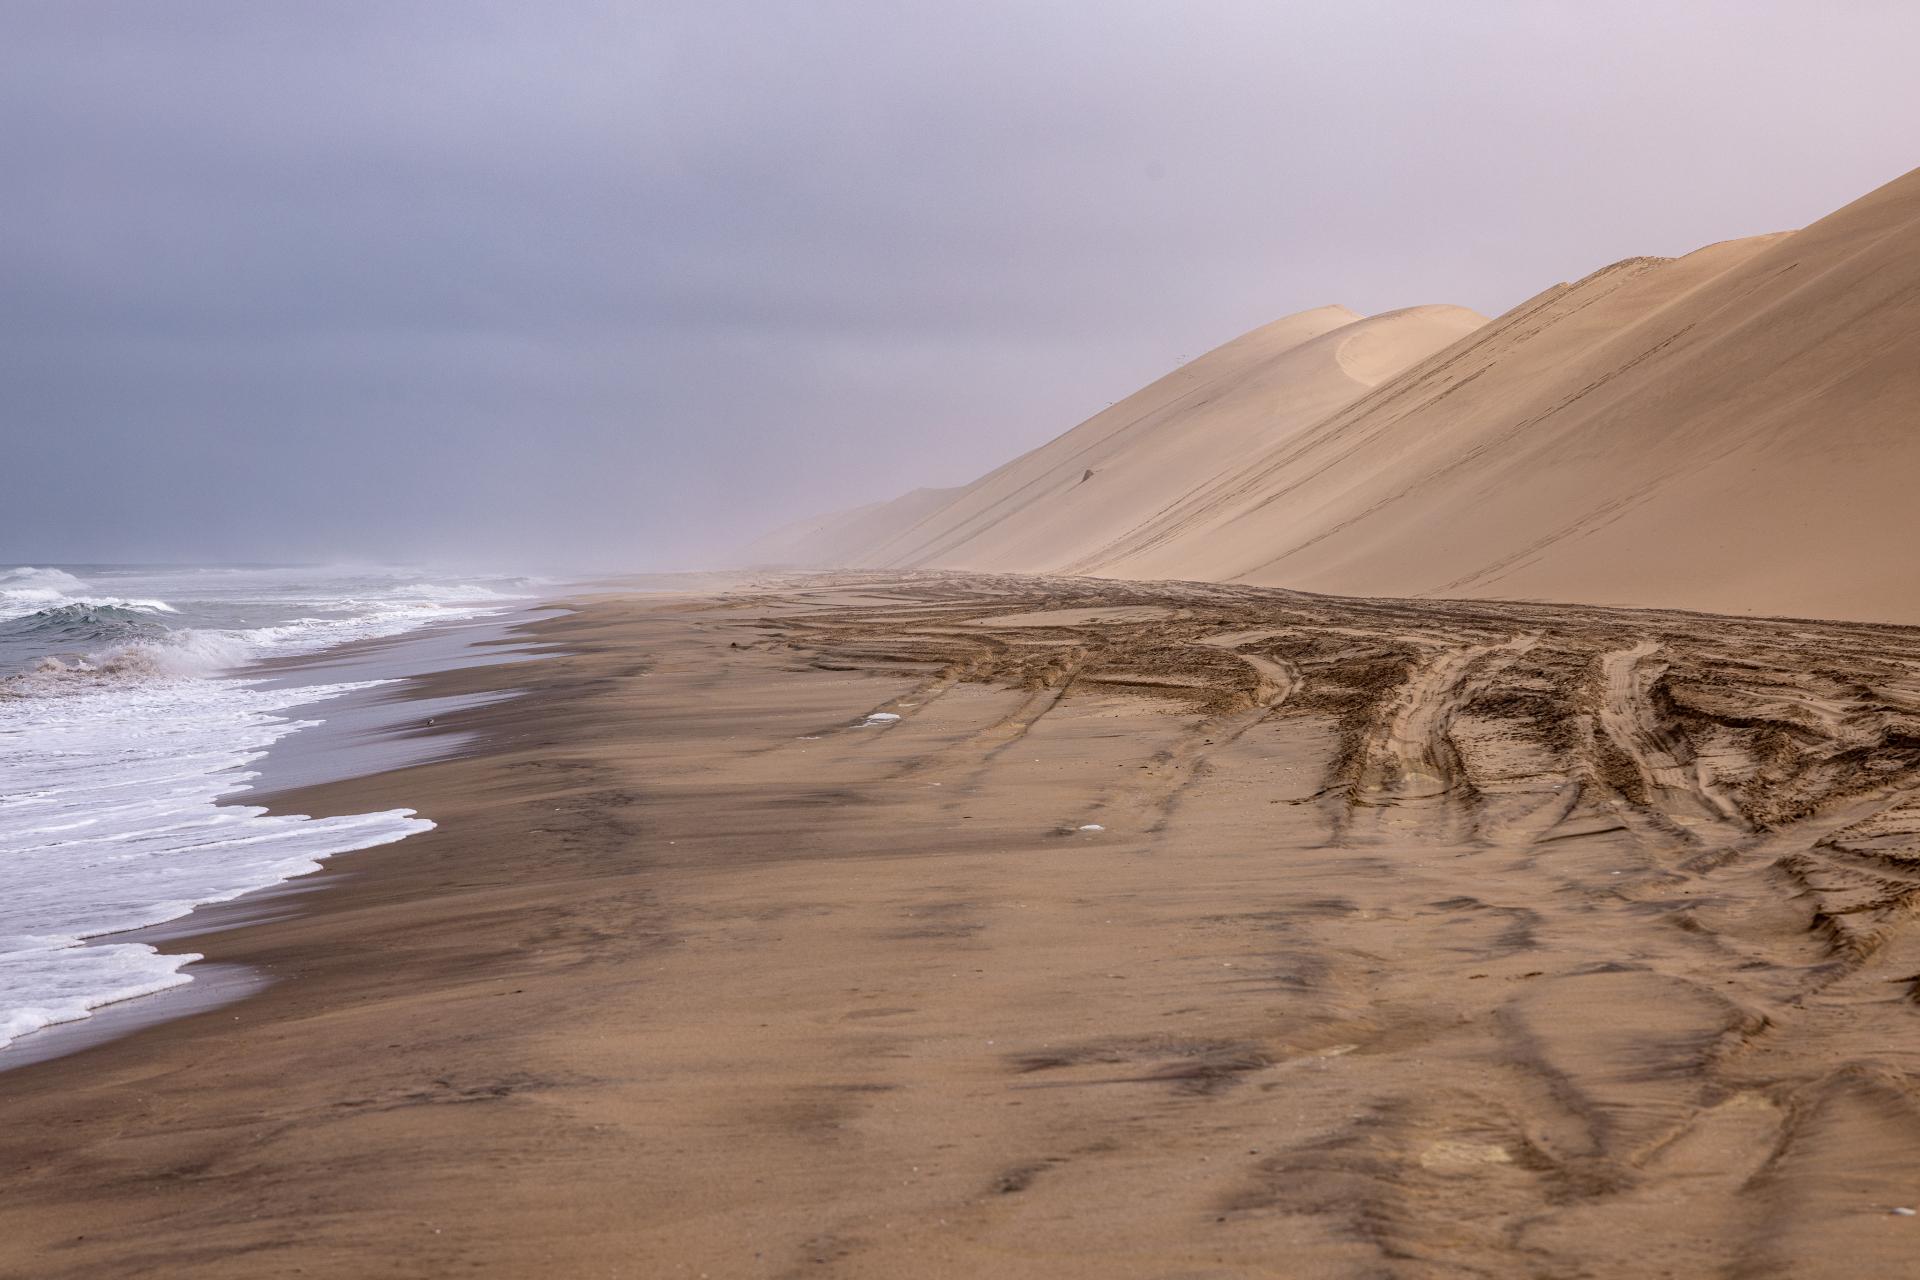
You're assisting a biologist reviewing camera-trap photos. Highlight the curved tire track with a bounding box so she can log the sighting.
[1593,640,1747,842]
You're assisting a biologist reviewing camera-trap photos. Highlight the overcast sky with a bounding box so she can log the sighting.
[2,2,1916,569]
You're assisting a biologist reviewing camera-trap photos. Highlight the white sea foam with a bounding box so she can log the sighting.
[0,566,181,622]
[0,675,436,1048]
[0,565,526,1055]
[0,566,88,593]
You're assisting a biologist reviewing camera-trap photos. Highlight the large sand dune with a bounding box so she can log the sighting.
[762,303,1487,572]
[764,165,1920,624]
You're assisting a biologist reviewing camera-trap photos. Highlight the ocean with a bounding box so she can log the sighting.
[0,564,535,1055]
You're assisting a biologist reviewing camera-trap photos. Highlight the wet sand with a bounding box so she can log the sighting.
[7,573,1920,1277]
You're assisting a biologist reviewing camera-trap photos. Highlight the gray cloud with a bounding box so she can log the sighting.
[3,1,1916,568]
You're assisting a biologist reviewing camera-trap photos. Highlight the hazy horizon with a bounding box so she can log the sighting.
[5,1,1918,570]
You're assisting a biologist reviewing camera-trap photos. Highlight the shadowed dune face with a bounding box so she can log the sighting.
[703,571,1920,1273]
[762,164,1920,626]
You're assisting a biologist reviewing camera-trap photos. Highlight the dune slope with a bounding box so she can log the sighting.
[760,303,1488,571]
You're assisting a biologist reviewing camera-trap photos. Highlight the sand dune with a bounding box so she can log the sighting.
[766,165,1920,625]
[760,302,1488,573]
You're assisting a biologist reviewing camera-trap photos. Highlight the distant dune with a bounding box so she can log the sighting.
[759,302,1488,572]
[757,165,1920,624]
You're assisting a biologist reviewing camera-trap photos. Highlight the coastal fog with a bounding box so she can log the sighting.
[5,2,1920,570]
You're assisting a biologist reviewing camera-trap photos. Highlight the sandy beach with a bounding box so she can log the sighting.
[13,7,1920,1277]
[8,573,1920,1277]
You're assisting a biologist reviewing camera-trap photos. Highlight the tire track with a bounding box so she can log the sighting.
[1344,633,1537,843]
[719,573,1920,1271]
[1082,632,1299,833]
[1593,640,1746,841]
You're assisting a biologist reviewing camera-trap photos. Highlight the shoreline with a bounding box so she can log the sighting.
[0,604,559,1074]
[7,574,1920,1276]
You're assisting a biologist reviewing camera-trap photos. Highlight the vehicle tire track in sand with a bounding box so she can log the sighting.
[1080,632,1300,834]
[673,573,1920,1274]
[966,656,1087,758]
[895,650,1094,802]
[735,647,997,759]
[1343,633,1537,844]
[1764,784,1920,983]
[1732,1065,1920,1277]
[1594,640,1746,841]
[840,648,993,733]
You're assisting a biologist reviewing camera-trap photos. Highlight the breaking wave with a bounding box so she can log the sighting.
[0,566,177,624]
[0,563,533,1055]
[1,601,170,645]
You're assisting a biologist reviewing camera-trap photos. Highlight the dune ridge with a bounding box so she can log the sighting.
[763,165,1920,625]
